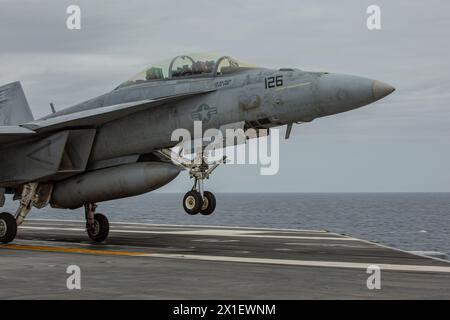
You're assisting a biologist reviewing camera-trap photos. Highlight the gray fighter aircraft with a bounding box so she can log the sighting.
[0,53,394,243]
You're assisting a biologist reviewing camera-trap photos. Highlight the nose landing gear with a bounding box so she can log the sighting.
[157,148,224,216]
[181,153,223,216]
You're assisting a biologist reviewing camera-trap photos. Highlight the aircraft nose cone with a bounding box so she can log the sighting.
[372,80,395,101]
[314,73,396,117]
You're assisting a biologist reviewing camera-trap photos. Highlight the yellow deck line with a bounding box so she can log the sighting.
[2,244,450,273]
[0,244,149,257]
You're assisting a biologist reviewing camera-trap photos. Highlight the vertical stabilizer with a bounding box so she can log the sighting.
[0,82,34,125]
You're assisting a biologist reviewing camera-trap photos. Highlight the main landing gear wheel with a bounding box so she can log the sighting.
[87,213,110,242]
[200,191,216,216]
[183,191,203,215]
[0,212,17,244]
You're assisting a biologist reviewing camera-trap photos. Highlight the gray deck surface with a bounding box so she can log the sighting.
[0,219,449,299]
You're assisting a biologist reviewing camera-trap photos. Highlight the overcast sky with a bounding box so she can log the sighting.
[1,0,449,192]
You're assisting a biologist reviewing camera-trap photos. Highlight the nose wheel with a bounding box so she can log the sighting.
[183,191,203,215]
[200,191,216,216]
[182,190,216,215]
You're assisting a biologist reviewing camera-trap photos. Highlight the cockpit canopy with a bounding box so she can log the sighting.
[117,53,258,89]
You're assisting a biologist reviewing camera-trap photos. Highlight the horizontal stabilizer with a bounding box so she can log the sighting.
[0,129,96,186]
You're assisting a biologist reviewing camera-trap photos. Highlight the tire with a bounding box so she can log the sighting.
[183,191,203,215]
[0,212,17,244]
[200,191,216,216]
[87,213,109,242]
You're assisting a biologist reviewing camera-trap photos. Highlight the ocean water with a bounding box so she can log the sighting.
[2,193,450,258]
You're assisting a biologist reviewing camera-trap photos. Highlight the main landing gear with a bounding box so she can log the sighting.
[1,182,43,244]
[84,203,110,242]
[0,182,111,244]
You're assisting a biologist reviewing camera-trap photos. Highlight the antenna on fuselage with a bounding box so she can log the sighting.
[50,102,56,114]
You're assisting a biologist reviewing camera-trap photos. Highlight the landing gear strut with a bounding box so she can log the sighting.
[85,203,109,242]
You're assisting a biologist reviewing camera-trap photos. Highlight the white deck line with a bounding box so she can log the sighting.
[19,226,356,241]
[147,253,450,273]
[5,238,450,274]
[25,219,328,233]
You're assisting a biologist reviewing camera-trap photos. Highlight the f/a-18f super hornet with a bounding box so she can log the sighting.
[0,53,395,243]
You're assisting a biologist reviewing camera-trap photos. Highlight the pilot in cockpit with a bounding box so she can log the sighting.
[192,61,207,75]
[145,67,164,80]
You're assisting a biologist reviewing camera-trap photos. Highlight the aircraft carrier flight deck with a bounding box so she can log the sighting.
[0,219,449,299]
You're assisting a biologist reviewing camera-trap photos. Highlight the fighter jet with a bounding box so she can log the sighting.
[0,53,395,243]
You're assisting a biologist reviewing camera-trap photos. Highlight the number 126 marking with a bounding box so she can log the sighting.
[265,75,283,89]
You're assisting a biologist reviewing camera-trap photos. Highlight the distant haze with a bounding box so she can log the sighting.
[1,0,449,192]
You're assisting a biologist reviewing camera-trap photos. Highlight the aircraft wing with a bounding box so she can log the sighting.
[22,89,215,134]
[0,89,214,186]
